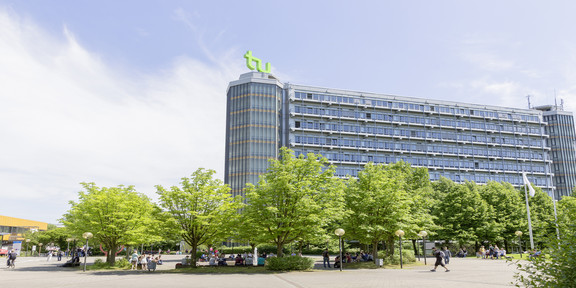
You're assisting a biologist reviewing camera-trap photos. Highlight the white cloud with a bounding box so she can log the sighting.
[0,9,243,223]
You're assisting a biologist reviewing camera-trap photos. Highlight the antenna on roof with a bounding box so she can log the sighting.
[560,99,564,111]
[526,95,531,109]
[554,89,558,109]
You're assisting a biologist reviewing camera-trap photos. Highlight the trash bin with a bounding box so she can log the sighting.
[378,259,383,267]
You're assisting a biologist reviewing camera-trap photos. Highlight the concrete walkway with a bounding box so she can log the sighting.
[1,255,520,288]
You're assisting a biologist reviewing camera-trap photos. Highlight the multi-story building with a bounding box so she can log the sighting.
[534,105,576,199]
[0,215,47,254]
[225,72,575,198]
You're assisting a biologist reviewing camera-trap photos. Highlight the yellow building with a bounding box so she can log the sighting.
[0,215,48,245]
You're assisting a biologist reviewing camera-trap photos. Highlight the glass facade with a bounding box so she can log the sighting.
[224,73,283,197]
[536,106,576,199]
[288,87,552,191]
[225,73,575,198]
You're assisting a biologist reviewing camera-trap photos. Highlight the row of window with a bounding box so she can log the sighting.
[293,136,545,160]
[293,92,540,122]
[293,106,542,134]
[329,166,548,186]
[292,150,547,174]
[293,121,545,148]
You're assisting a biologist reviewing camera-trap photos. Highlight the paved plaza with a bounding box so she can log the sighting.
[1,255,520,288]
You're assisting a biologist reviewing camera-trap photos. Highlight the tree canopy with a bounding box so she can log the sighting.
[242,147,345,256]
[156,168,243,266]
[61,183,158,265]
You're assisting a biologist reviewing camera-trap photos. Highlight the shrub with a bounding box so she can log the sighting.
[90,258,131,269]
[378,249,416,265]
[265,256,315,271]
[114,258,131,269]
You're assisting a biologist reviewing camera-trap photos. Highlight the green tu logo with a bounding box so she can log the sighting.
[244,50,271,73]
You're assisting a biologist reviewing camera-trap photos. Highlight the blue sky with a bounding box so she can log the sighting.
[1,0,575,224]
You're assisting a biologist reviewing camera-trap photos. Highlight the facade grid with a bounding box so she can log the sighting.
[225,72,575,198]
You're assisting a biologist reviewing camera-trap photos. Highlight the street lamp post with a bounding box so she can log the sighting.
[395,230,405,269]
[82,232,93,272]
[418,231,428,265]
[66,238,73,258]
[334,228,345,272]
[515,231,523,258]
[25,239,31,257]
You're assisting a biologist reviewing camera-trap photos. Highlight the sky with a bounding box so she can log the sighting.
[1,0,576,224]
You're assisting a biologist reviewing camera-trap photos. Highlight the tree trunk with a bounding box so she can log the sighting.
[107,246,117,265]
[475,241,479,256]
[504,239,509,253]
[298,241,303,256]
[372,240,379,263]
[412,239,419,259]
[277,242,284,257]
[191,242,198,268]
[386,238,395,258]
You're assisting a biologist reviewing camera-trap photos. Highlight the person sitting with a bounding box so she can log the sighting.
[218,257,228,266]
[530,250,542,258]
[208,256,217,266]
[345,252,352,263]
[181,255,190,266]
[462,248,468,257]
[334,256,341,268]
[361,251,368,262]
[367,253,374,261]
[235,254,244,266]
[257,256,266,266]
[457,249,465,258]
[246,255,253,265]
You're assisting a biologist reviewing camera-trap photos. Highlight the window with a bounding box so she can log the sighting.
[307,93,312,99]
[366,113,371,119]
[295,121,300,128]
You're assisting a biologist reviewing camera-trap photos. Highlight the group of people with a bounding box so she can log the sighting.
[130,251,162,271]
[322,249,375,268]
[477,245,507,259]
[197,251,268,266]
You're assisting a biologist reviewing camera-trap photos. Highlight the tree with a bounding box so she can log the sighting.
[156,168,242,267]
[343,162,418,260]
[479,181,526,250]
[431,178,490,247]
[61,183,157,265]
[242,147,345,256]
[524,187,555,247]
[515,196,576,287]
[557,196,576,234]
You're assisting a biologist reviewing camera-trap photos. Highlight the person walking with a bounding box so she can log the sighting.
[442,247,452,264]
[322,248,331,268]
[430,247,450,272]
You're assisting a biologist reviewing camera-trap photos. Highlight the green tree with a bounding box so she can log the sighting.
[479,182,526,249]
[431,178,490,246]
[524,187,555,247]
[156,168,243,267]
[557,196,576,234]
[242,147,345,256]
[61,183,157,265]
[343,162,417,261]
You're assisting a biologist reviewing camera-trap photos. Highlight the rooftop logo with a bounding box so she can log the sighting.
[244,50,271,73]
